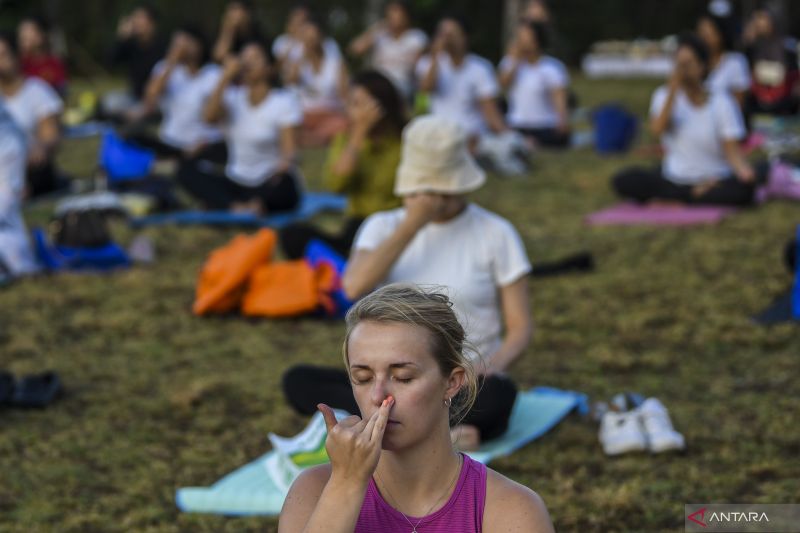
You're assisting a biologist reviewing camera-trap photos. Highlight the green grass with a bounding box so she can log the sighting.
[2,75,799,532]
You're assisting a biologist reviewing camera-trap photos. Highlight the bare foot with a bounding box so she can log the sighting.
[230,198,264,215]
[450,424,481,451]
[691,181,720,199]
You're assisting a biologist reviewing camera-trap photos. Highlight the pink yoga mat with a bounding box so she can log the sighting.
[586,203,737,226]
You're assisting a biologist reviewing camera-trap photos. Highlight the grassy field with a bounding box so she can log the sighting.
[2,76,799,532]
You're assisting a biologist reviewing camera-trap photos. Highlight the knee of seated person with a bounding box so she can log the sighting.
[482,375,518,403]
[281,365,319,412]
[175,162,194,181]
[733,183,756,206]
[611,169,635,195]
[281,365,310,392]
[478,415,512,442]
[278,224,312,259]
[284,363,318,378]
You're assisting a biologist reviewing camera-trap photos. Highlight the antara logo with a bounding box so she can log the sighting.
[709,511,770,523]
[688,507,708,528]
[688,507,771,527]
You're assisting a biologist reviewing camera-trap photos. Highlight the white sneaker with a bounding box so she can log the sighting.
[638,398,685,453]
[599,410,648,455]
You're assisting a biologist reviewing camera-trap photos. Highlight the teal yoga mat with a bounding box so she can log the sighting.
[131,192,347,228]
[175,387,587,516]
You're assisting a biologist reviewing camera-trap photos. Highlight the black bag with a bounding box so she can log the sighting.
[53,210,112,248]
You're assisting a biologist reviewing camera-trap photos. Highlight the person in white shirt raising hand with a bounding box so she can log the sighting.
[177,39,303,215]
[282,115,533,451]
[612,34,756,206]
[499,21,570,148]
[348,0,427,100]
[415,14,507,146]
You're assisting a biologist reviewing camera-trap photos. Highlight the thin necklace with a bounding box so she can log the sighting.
[373,453,463,533]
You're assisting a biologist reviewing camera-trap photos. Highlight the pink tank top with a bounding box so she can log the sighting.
[355,453,487,533]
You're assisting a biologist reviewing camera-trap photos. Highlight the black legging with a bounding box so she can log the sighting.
[612,166,755,206]
[785,238,797,273]
[126,133,229,165]
[26,161,59,198]
[177,159,301,212]
[125,132,183,159]
[282,364,518,442]
[279,217,365,260]
[515,127,571,148]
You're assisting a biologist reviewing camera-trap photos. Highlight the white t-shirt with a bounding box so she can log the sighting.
[415,53,500,136]
[706,52,751,96]
[296,51,345,111]
[353,204,531,361]
[272,34,300,61]
[650,86,745,184]
[500,55,569,129]
[1,77,63,143]
[274,35,341,65]
[222,87,303,186]
[371,28,428,96]
[0,104,38,276]
[153,62,223,149]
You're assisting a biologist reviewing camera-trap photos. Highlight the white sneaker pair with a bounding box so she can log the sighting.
[599,398,685,456]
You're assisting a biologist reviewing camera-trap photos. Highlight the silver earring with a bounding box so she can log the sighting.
[444,397,452,408]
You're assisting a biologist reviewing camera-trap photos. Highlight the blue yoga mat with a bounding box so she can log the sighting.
[64,121,107,139]
[131,193,347,229]
[175,387,587,516]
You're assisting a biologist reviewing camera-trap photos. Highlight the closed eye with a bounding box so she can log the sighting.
[349,372,415,384]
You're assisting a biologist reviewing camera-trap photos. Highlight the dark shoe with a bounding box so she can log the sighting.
[11,371,63,408]
[531,251,595,278]
[0,372,13,405]
[753,291,794,326]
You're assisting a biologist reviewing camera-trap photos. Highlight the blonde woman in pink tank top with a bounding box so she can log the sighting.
[279,284,554,533]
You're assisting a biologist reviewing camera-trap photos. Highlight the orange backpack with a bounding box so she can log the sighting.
[241,260,338,318]
[192,229,277,315]
[193,228,341,318]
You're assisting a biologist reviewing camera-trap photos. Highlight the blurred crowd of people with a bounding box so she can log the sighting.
[2,1,799,529]
[1,0,799,455]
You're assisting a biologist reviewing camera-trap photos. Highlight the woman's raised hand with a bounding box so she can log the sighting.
[318,396,394,485]
[222,56,241,82]
[351,95,384,135]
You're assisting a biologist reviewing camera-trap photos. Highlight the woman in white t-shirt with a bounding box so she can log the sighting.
[348,0,427,99]
[0,101,38,277]
[0,33,62,198]
[612,35,756,206]
[286,14,349,147]
[126,26,222,158]
[177,39,302,214]
[499,21,570,148]
[273,5,341,78]
[283,115,532,449]
[696,13,750,105]
[211,0,263,63]
[416,14,507,141]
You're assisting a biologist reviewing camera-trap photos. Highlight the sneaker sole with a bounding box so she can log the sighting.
[602,439,648,456]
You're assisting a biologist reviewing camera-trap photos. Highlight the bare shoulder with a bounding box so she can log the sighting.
[482,469,555,533]
[285,464,332,503]
[278,464,332,532]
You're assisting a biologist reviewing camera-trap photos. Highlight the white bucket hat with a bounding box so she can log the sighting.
[394,115,486,196]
